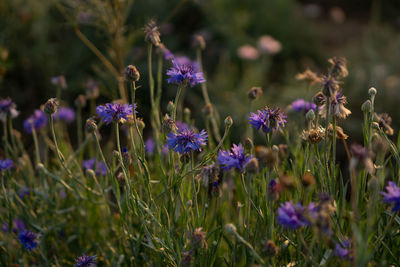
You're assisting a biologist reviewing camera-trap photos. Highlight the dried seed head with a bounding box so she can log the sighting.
[375,113,394,136]
[301,127,325,144]
[44,98,59,115]
[328,57,348,78]
[312,92,326,106]
[162,114,177,133]
[144,19,161,46]
[279,174,295,189]
[321,75,340,97]
[191,227,207,249]
[262,240,279,256]
[124,65,140,82]
[248,87,263,100]
[179,251,193,267]
[296,69,322,85]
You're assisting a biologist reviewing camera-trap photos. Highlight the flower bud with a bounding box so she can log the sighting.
[244,138,254,152]
[74,94,87,108]
[122,147,131,166]
[184,107,191,122]
[113,150,120,158]
[245,158,259,174]
[305,109,315,122]
[302,172,316,187]
[162,114,177,132]
[124,65,140,82]
[224,116,233,127]
[192,34,206,50]
[85,118,97,133]
[262,240,278,256]
[85,168,96,179]
[167,101,175,114]
[368,87,377,96]
[312,92,326,106]
[248,87,263,100]
[224,223,237,235]
[117,172,125,185]
[137,118,145,130]
[44,98,59,115]
[361,100,372,113]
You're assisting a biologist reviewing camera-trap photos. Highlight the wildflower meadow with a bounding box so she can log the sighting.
[1,0,400,266]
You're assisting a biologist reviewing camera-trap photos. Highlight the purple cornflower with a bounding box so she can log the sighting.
[96,103,135,124]
[75,254,97,267]
[0,97,19,122]
[217,143,253,172]
[381,181,400,212]
[166,128,207,154]
[291,99,317,113]
[18,230,39,251]
[12,219,26,233]
[166,59,205,87]
[82,158,107,176]
[248,106,287,133]
[334,239,352,261]
[18,187,30,199]
[145,138,156,155]
[53,107,76,123]
[23,109,47,134]
[2,223,7,232]
[0,158,13,171]
[277,201,309,230]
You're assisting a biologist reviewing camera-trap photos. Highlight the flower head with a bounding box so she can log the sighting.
[257,35,281,54]
[381,181,400,212]
[23,110,47,134]
[328,57,348,78]
[291,99,317,113]
[0,158,13,171]
[82,158,107,176]
[296,69,322,85]
[217,143,253,172]
[96,103,135,124]
[334,239,352,261]
[18,230,39,251]
[248,106,287,133]
[166,60,205,87]
[277,202,310,230]
[53,107,75,123]
[18,187,30,199]
[75,254,97,267]
[375,113,394,136]
[0,97,19,122]
[145,138,156,155]
[237,45,259,60]
[321,75,340,97]
[166,128,207,154]
[319,92,351,119]
[349,144,374,174]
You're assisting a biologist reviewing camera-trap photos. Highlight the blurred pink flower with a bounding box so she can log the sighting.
[237,45,259,60]
[258,35,281,55]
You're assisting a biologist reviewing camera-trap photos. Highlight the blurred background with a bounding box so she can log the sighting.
[1,0,400,145]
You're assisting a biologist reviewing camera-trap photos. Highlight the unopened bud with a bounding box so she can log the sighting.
[74,94,87,107]
[244,138,254,152]
[368,87,377,96]
[305,109,315,122]
[245,158,259,174]
[113,150,120,158]
[44,98,59,115]
[137,118,145,130]
[122,147,131,166]
[361,100,372,113]
[124,65,140,82]
[162,114,176,132]
[224,223,237,235]
[193,34,206,50]
[167,101,175,114]
[224,116,233,127]
[202,104,213,116]
[85,118,97,133]
[248,87,263,100]
[184,107,191,122]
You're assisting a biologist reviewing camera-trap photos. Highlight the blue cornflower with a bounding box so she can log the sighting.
[248,106,287,133]
[381,181,400,212]
[0,97,19,122]
[18,230,39,251]
[277,201,309,230]
[166,128,207,154]
[23,109,47,134]
[96,103,135,124]
[291,99,316,113]
[217,143,253,172]
[82,158,107,176]
[75,254,97,267]
[18,187,30,199]
[0,158,13,171]
[53,107,76,123]
[166,59,205,87]
[334,239,352,261]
